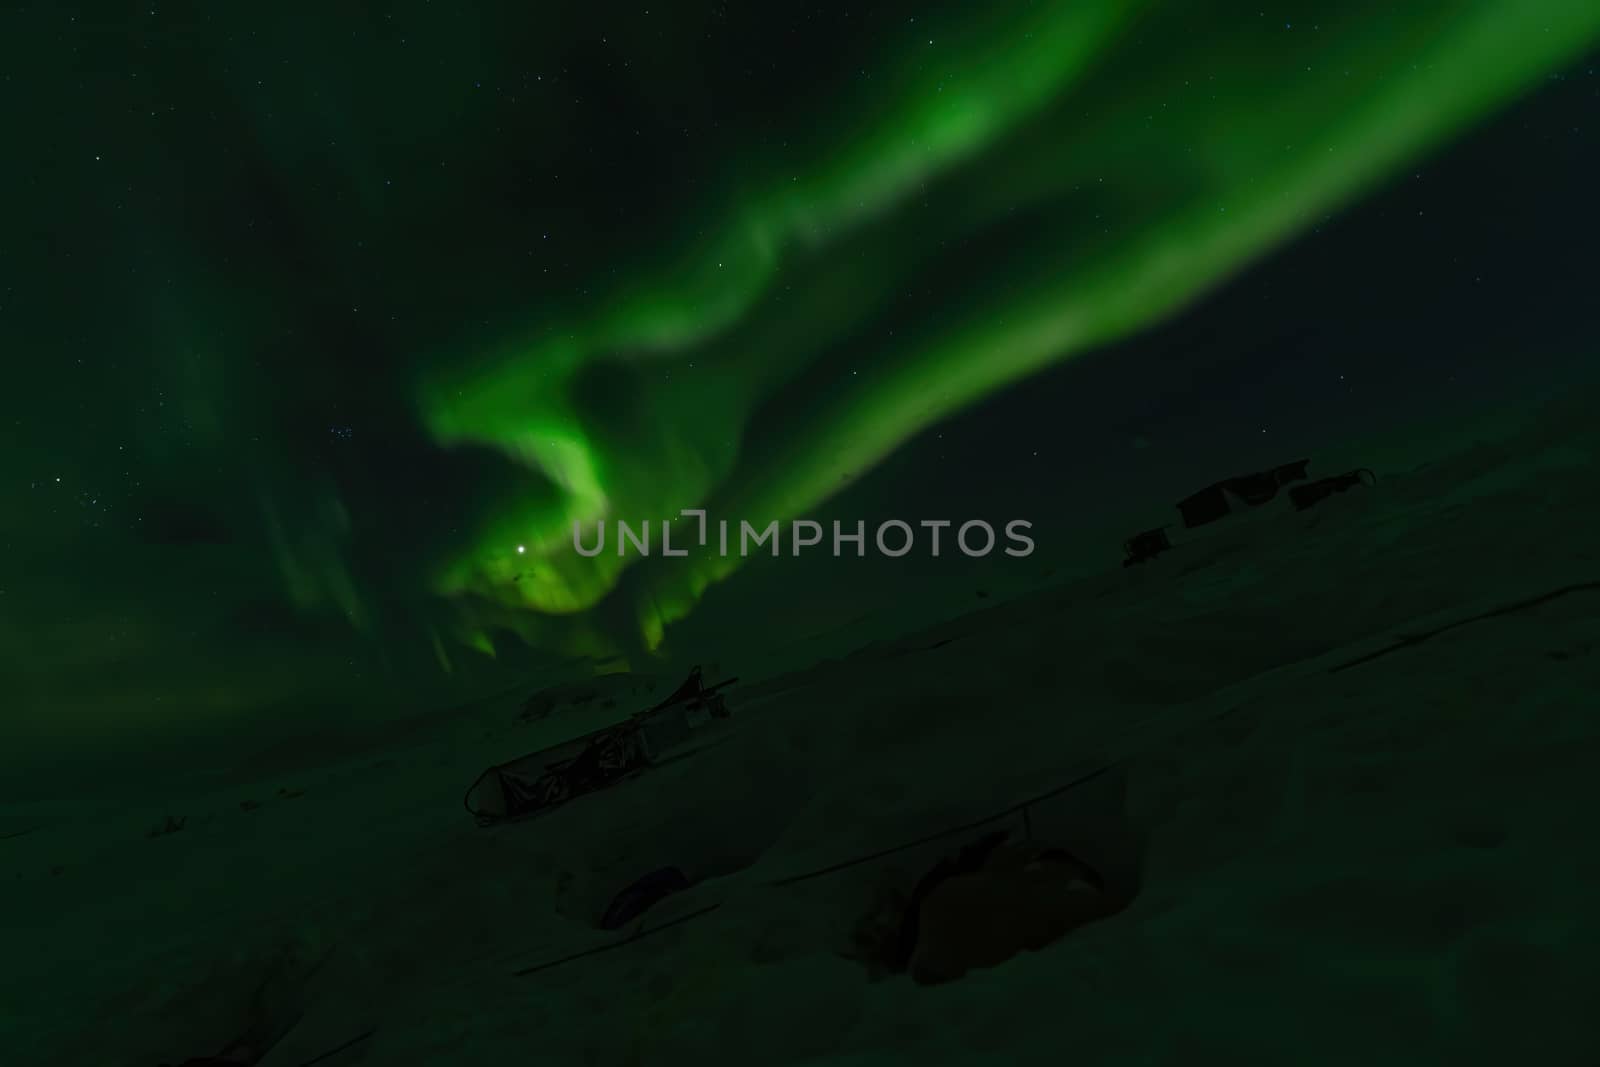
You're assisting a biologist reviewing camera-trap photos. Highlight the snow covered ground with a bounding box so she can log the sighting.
[4,390,1598,1066]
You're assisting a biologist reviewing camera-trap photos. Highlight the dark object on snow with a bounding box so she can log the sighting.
[868,830,1124,985]
[1175,482,1231,528]
[1121,526,1172,567]
[854,824,1136,984]
[1176,459,1310,528]
[146,815,187,838]
[888,830,1012,973]
[1290,468,1377,511]
[645,665,734,719]
[599,866,693,930]
[464,666,738,824]
[498,720,651,816]
[909,840,1118,985]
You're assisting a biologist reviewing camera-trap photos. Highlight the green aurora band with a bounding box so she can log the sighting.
[419,1,1600,654]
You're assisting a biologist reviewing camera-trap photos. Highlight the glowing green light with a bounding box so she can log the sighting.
[416,0,1600,656]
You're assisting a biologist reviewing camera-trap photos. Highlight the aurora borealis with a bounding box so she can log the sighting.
[420,0,1600,641]
[4,2,1598,781]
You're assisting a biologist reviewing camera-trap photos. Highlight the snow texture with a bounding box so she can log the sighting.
[3,392,1598,1066]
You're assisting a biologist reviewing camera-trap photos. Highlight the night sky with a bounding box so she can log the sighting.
[4,3,1596,786]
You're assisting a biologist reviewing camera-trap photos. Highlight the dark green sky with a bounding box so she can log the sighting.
[3,2,1596,788]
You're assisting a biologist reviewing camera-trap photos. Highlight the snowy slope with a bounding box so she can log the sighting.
[4,391,1597,1067]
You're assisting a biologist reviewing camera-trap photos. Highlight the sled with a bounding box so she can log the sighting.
[464,667,738,825]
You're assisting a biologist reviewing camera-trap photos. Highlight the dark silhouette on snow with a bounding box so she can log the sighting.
[464,666,737,823]
[1176,458,1310,528]
[1290,467,1377,511]
[1122,526,1173,567]
[600,866,694,930]
[848,823,1140,985]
